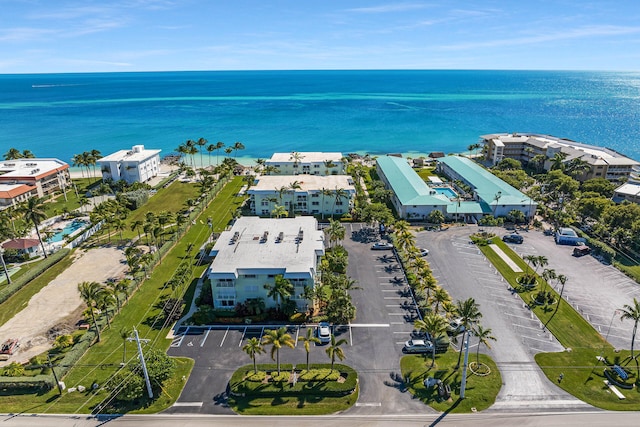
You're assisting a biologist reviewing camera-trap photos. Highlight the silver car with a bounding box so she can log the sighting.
[317,322,331,344]
[403,339,434,354]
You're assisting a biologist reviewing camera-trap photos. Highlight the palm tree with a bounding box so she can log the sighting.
[96,287,116,328]
[272,204,288,219]
[90,149,102,177]
[454,297,482,369]
[550,152,567,171]
[78,281,107,342]
[18,197,48,258]
[289,151,304,173]
[541,268,556,295]
[620,298,640,361]
[326,334,347,372]
[232,141,245,159]
[262,327,295,375]
[534,255,548,275]
[472,324,497,365]
[429,286,452,314]
[196,137,207,169]
[331,187,349,218]
[114,218,126,244]
[3,148,23,160]
[320,187,333,219]
[22,149,36,158]
[212,141,225,165]
[264,275,293,311]
[326,219,345,248]
[243,337,266,374]
[414,313,449,367]
[288,180,302,217]
[119,327,131,364]
[298,327,321,372]
[130,220,144,242]
[323,160,336,175]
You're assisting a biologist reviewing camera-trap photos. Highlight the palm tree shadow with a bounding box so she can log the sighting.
[428,397,463,426]
[383,371,410,393]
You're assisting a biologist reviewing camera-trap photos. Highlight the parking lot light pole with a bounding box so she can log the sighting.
[460,335,470,399]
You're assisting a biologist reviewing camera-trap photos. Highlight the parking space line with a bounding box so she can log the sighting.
[390,322,405,325]
[219,327,229,347]
[238,326,247,347]
[349,325,353,346]
[524,335,554,344]
[384,296,405,299]
[176,327,189,347]
[200,327,211,347]
[295,326,301,347]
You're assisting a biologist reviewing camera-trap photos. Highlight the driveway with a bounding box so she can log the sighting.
[416,226,592,411]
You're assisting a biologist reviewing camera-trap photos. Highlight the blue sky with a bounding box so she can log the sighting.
[1,0,640,73]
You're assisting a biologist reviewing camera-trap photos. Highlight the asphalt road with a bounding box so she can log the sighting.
[4,412,640,427]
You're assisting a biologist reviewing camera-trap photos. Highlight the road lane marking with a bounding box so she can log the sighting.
[348,323,390,327]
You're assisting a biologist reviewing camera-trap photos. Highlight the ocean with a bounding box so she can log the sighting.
[1,70,639,163]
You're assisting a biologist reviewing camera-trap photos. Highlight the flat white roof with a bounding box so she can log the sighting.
[614,183,640,196]
[99,145,161,163]
[249,175,355,192]
[428,176,443,184]
[0,158,68,179]
[209,216,324,276]
[268,152,343,163]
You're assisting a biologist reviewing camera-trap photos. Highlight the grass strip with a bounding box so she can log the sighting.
[400,351,501,413]
[0,177,245,414]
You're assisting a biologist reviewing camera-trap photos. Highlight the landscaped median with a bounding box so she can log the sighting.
[227,363,358,415]
[474,233,640,410]
[400,352,501,412]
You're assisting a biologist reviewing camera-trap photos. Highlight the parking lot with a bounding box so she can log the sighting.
[418,225,640,410]
[167,222,430,415]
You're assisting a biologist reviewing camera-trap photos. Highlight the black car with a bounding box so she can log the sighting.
[502,234,523,244]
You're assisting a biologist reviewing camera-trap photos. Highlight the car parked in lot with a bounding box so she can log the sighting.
[573,245,592,257]
[447,318,466,336]
[502,234,523,244]
[403,339,434,354]
[412,331,450,353]
[371,241,394,250]
[317,322,331,344]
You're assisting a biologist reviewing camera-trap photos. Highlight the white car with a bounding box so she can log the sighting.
[403,339,434,354]
[371,241,394,250]
[419,248,429,256]
[317,322,331,344]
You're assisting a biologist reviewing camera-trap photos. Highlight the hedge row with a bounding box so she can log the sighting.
[229,363,357,398]
[0,375,54,392]
[0,248,70,304]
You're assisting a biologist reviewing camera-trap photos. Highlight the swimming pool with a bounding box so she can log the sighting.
[434,187,458,198]
[46,220,87,243]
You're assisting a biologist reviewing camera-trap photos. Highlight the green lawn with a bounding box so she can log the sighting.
[227,364,358,415]
[416,167,437,181]
[477,236,640,410]
[400,351,502,412]
[0,177,245,414]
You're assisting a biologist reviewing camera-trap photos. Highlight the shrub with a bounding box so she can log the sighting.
[0,249,70,304]
[246,371,267,382]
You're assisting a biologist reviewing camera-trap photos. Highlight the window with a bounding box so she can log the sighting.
[261,200,270,206]
[268,274,276,278]
[243,274,256,278]
[245,285,259,293]
[336,209,343,214]
[311,193,319,198]
[261,209,269,215]
[335,201,343,205]
[312,201,319,206]
[314,164,320,168]
[217,281,234,287]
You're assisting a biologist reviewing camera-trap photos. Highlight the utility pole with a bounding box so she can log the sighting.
[47,354,63,395]
[459,334,470,399]
[128,328,153,399]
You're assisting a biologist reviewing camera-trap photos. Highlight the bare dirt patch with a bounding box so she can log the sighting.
[0,246,127,365]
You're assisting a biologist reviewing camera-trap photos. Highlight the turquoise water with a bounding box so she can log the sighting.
[434,188,458,198]
[1,70,639,162]
[47,220,86,243]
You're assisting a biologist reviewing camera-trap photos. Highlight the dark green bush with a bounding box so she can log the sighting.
[0,249,70,304]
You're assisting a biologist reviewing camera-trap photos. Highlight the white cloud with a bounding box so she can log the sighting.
[346,3,431,14]
[440,25,640,51]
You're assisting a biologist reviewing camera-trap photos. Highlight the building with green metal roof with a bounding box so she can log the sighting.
[437,156,536,218]
[375,155,536,222]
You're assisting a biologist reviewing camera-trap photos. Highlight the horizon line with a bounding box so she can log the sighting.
[2,68,640,76]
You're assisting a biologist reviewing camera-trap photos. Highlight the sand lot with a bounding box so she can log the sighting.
[0,247,127,365]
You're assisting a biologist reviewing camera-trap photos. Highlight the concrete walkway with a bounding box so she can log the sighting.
[489,244,523,272]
